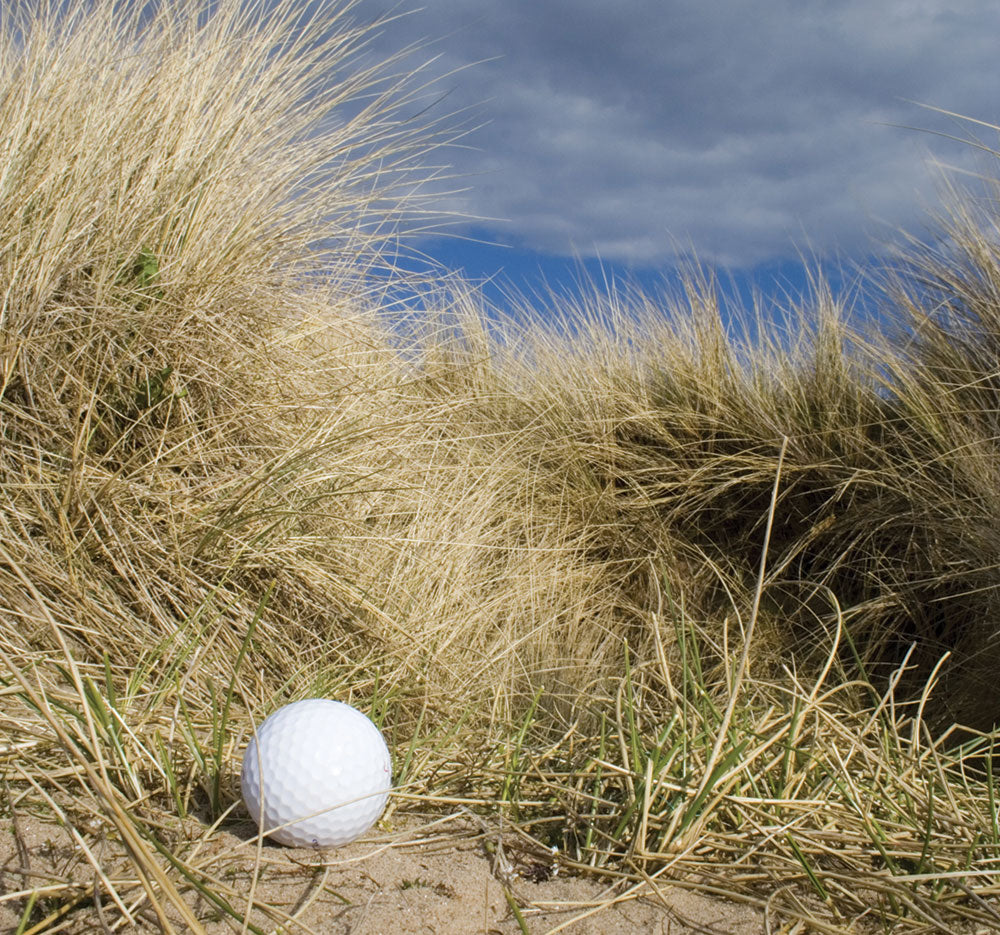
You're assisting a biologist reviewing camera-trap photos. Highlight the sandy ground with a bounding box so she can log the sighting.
[0,807,770,934]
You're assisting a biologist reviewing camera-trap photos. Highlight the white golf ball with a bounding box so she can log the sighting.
[240,699,391,848]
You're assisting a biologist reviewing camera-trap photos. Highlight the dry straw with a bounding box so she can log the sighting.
[2,1,1000,932]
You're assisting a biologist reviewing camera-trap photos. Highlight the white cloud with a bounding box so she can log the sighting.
[353,0,1000,268]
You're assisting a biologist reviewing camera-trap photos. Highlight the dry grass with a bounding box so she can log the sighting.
[2,1,1000,932]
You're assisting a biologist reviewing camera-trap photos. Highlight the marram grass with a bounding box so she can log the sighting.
[2,1,1000,932]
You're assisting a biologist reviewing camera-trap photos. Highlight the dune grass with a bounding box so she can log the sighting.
[2,1,1000,932]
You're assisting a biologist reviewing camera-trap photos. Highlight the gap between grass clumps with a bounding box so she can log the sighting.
[2,1,1000,933]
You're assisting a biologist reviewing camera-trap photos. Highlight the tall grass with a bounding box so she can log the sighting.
[2,1,1000,932]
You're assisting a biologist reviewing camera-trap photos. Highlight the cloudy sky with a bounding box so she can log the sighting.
[346,0,1000,307]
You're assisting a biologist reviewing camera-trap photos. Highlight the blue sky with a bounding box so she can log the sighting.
[342,0,1000,325]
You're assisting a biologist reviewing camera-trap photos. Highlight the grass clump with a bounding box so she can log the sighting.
[2,1,1000,933]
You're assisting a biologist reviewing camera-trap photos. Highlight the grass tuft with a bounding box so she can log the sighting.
[3,1,1000,932]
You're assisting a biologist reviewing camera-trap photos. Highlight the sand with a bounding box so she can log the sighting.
[0,807,769,934]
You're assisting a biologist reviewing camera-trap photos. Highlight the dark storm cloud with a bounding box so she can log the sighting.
[352,0,1000,267]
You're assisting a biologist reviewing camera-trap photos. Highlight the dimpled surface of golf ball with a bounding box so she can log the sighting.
[241,699,391,848]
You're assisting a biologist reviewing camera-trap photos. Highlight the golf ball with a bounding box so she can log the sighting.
[240,699,391,848]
